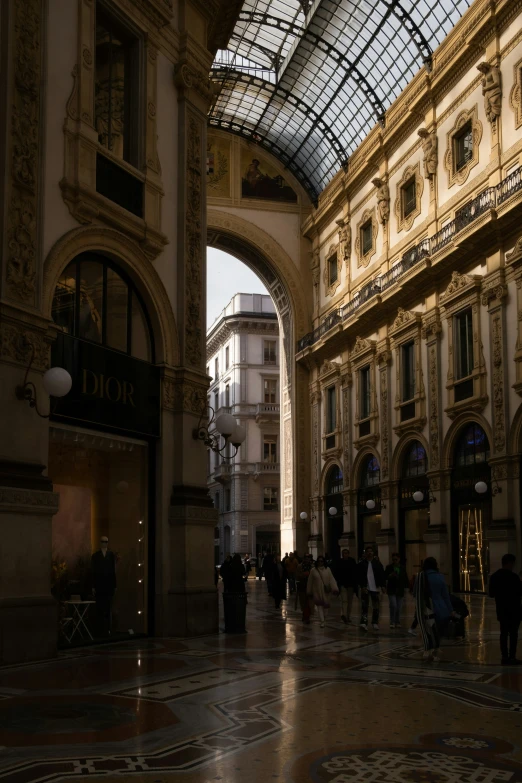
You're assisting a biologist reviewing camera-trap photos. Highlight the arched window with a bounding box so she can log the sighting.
[403,440,427,477]
[52,253,154,362]
[326,465,343,495]
[454,424,490,466]
[360,454,380,487]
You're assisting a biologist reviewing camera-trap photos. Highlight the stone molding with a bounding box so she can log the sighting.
[185,113,205,368]
[509,56,522,129]
[5,0,42,305]
[355,208,378,268]
[323,244,342,298]
[394,162,424,233]
[443,105,483,188]
[42,225,179,367]
[168,505,218,524]
[0,321,51,372]
[0,487,60,515]
[162,375,209,414]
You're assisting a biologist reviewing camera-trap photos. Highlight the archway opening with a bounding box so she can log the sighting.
[398,440,429,574]
[206,245,286,566]
[451,423,491,592]
[357,455,381,558]
[324,465,344,561]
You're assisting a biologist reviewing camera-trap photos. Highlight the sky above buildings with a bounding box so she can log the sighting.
[207,247,270,328]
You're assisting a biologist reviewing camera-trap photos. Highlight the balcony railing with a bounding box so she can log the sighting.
[297,168,521,352]
[256,403,280,417]
[255,461,280,473]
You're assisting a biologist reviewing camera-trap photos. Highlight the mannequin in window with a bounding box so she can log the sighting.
[91,535,117,635]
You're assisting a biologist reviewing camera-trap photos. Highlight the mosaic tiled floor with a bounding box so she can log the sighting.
[1,581,522,783]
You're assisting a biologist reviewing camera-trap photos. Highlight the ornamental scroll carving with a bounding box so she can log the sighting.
[379,362,389,479]
[491,312,506,453]
[0,324,49,372]
[6,0,42,304]
[174,62,213,103]
[185,116,203,366]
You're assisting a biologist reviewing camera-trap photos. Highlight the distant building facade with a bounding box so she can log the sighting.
[207,294,281,563]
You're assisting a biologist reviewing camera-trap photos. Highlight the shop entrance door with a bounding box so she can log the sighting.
[457,504,489,592]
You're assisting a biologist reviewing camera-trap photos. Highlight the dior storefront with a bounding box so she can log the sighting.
[48,252,160,642]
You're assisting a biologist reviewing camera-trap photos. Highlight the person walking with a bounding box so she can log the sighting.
[307,556,339,627]
[384,553,410,628]
[333,548,357,624]
[356,546,386,631]
[272,555,287,609]
[295,555,314,624]
[227,554,246,593]
[414,557,454,663]
[220,553,232,592]
[286,552,299,593]
[489,553,522,665]
[263,552,275,596]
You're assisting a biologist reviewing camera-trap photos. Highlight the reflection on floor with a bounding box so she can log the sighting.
[1,581,522,782]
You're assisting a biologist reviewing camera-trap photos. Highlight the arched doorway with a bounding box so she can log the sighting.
[451,423,491,592]
[324,465,344,560]
[357,455,381,558]
[398,440,429,573]
[207,210,311,555]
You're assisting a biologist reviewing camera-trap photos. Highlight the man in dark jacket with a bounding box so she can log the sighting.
[333,548,357,624]
[489,553,522,665]
[384,553,410,629]
[356,546,386,631]
[91,536,117,635]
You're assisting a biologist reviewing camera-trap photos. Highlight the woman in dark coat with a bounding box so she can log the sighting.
[225,554,246,593]
[272,555,287,609]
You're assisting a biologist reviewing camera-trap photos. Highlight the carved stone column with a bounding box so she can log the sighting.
[482,274,516,571]
[0,0,62,662]
[376,342,393,543]
[160,28,218,636]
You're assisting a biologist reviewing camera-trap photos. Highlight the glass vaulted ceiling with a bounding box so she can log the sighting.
[209,0,472,201]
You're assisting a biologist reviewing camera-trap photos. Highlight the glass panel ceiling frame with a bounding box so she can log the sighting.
[210,0,472,200]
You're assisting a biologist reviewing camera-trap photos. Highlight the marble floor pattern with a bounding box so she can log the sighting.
[1,581,522,782]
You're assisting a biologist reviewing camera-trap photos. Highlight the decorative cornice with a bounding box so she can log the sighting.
[481,270,508,307]
[174,61,213,103]
[440,270,482,305]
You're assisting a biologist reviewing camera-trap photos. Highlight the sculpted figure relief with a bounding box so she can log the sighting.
[372,177,390,224]
[336,218,351,262]
[418,128,438,179]
[477,62,501,122]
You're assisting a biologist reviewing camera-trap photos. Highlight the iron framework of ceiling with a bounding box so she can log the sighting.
[209,0,472,201]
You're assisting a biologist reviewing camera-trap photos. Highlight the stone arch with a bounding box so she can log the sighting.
[42,226,179,366]
[351,446,382,490]
[391,433,430,481]
[442,413,494,470]
[508,401,522,455]
[207,210,312,554]
[320,459,344,496]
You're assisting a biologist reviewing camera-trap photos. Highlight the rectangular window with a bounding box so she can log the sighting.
[263,487,278,511]
[95,5,139,165]
[263,436,277,463]
[401,341,415,402]
[326,385,337,434]
[328,253,338,286]
[214,391,219,411]
[264,378,277,403]
[214,357,219,379]
[225,488,231,511]
[264,340,276,365]
[455,122,473,171]
[361,221,373,256]
[225,345,229,370]
[360,365,371,420]
[225,384,230,408]
[402,179,416,218]
[214,492,220,511]
[455,309,473,379]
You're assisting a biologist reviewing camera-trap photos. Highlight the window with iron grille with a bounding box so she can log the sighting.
[455,122,473,171]
[401,341,415,401]
[402,178,416,218]
[264,340,276,365]
[455,308,473,379]
[328,253,338,286]
[361,220,373,255]
[264,436,277,463]
[326,385,337,433]
[263,487,278,510]
[360,366,371,420]
[264,378,277,403]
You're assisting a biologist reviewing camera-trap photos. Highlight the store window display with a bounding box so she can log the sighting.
[400,441,429,573]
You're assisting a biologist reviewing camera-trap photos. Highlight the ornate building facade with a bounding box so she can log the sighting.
[206,294,281,563]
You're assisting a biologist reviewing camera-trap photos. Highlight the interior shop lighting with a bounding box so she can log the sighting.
[15,340,72,418]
